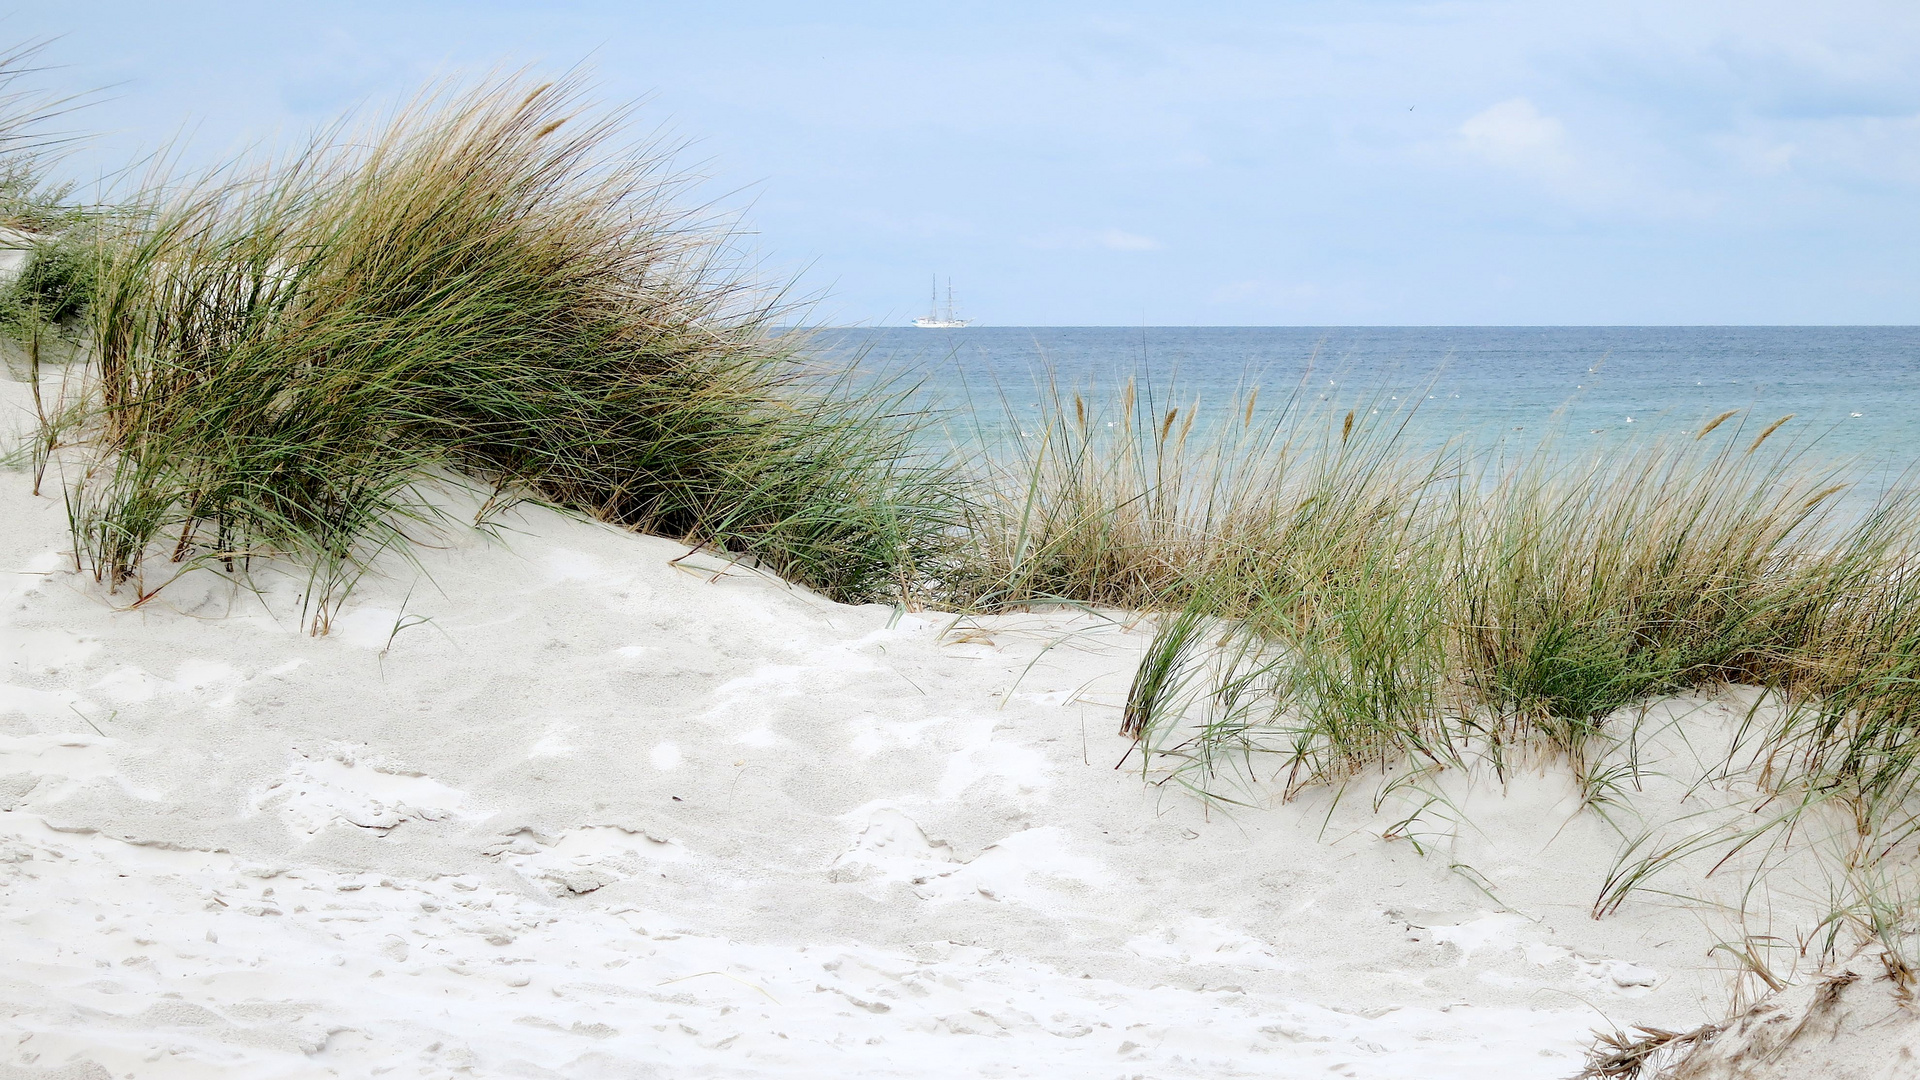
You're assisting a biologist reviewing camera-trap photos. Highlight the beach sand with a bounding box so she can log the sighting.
[0,372,1888,1078]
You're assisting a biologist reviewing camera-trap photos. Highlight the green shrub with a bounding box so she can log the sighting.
[0,234,97,339]
[11,237,95,324]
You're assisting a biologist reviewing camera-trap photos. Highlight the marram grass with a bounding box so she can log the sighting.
[941,373,1452,625]
[924,373,1920,850]
[1089,389,1920,917]
[63,75,957,629]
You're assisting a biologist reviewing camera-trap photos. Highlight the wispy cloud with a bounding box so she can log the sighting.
[1026,227,1162,251]
[1095,228,1160,251]
[1448,96,1715,215]
[1458,98,1576,178]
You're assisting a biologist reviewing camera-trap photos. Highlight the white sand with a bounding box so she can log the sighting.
[1668,957,1920,1079]
[0,371,1885,1078]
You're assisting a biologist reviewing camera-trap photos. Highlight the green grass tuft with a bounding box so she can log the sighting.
[60,74,956,628]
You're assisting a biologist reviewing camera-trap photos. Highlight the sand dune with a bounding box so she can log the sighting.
[0,373,1882,1078]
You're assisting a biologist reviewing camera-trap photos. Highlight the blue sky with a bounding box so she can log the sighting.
[13,2,1920,325]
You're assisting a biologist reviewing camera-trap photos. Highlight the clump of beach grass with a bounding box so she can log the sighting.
[948,376,1920,900]
[939,374,1464,793]
[1451,417,1867,764]
[1076,386,1920,921]
[945,373,1920,1023]
[62,73,955,629]
[943,373,1451,622]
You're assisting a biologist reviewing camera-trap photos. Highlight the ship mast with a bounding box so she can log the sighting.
[913,273,967,326]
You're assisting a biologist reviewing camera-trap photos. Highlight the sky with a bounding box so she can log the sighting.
[10,1,1920,325]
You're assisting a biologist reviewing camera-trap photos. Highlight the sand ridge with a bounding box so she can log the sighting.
[0,375,1833,1078]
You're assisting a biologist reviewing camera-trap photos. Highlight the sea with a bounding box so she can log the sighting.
[798,326,1920,474]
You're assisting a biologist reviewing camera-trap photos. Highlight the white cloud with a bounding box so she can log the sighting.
[1449,97,1698,212]
[1458,98,1574,175]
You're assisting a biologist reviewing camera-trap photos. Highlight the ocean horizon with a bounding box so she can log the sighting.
[798,325,1920,467]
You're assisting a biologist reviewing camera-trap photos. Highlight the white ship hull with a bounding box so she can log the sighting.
[914,276,970,327]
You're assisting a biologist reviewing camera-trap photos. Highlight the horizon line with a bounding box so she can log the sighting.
[778,323,1920,331]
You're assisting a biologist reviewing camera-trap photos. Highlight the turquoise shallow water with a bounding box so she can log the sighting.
[798,326,1920,471]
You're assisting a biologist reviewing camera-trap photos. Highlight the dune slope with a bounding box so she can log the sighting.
[0,375,1858,1079]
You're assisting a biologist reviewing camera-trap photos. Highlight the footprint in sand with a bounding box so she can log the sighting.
[251,747,473,837]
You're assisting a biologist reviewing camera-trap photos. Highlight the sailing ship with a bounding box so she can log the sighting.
[912,276,970,327]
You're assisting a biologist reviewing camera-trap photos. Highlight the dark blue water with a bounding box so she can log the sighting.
[799,326,1920,467]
